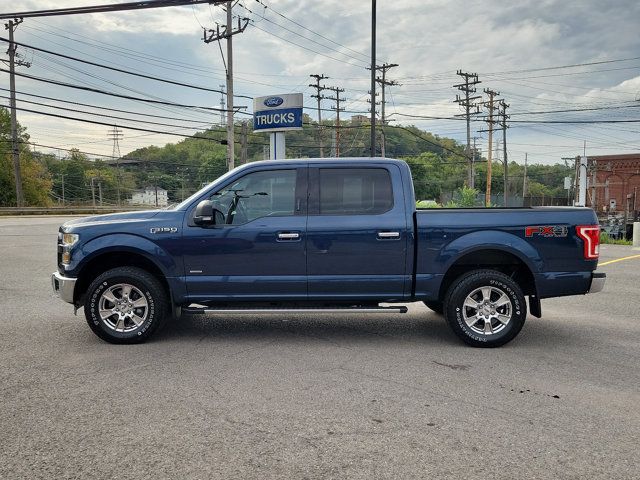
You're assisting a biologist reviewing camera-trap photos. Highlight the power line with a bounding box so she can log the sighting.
[0,36,253,99]
[0,1,227,19]
[251,0,371,63]
[2,87,214,123]
[249,22,369,69]
[390,125,470,160]
[509,104,640,115]
[5,104,228,143]
[505,119,640,124]
[237,1,369,64]
[0,68,244,112]
[0,95,214,130]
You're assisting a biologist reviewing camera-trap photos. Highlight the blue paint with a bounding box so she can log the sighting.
[59,158,601,309]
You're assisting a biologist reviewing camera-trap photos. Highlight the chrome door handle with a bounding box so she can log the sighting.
[377,231,400,239]
[277,232,300,240]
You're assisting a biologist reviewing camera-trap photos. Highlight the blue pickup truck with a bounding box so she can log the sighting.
[52,158,605,347]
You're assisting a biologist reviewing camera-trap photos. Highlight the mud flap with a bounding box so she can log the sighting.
[528,295,542,318]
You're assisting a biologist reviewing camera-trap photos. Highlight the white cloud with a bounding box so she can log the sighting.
[3,0,639,162]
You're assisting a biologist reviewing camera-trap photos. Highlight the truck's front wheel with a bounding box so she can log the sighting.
[444,270,526,347]
[84,267,168,344]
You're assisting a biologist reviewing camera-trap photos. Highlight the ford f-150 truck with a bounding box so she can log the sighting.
[52,158,605,347]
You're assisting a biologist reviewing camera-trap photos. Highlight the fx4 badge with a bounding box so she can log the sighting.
[150,227,178,234]
[525,225,568,238]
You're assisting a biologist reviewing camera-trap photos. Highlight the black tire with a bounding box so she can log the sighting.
[443,269,526,348]
[424,301,444,315]
[84,266,169,344]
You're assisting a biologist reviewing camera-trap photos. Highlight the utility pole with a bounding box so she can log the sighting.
[90,177,96,207]
[574,156,580,206]
[454,71,481,188]
[107,125,123,205]
[240,120,248,164]
[371,62,399,157]
[60,173,65,206]
[499,100,510,207]
[472,136,479,175]
[224,2,234,170]
[178,168,186,201]
[202,3,249,171]
[219,84,226,126]
[370,0,377,157]
[480,89,500,207]
[523,153,528,199]
[325,86,346,157]
[372,63,399,125]
[5,18,30,207]
[367,90,380,153]
[309,74,329,157]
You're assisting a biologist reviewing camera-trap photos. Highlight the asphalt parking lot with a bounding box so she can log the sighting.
[0,216,638,479]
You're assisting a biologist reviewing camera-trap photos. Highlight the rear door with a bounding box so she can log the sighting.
[306,164,409,301]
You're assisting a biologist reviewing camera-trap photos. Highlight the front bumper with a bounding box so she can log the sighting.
[588,271,606,294]
[51,272,77,304]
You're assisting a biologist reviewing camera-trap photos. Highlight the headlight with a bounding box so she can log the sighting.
[62,233,79,246]
[60,233,79,265]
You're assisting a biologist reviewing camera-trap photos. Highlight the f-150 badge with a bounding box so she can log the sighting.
[150,227,178,234]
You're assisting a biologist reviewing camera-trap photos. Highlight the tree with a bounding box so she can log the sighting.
[446,186,481,207]
[0,107,52,206]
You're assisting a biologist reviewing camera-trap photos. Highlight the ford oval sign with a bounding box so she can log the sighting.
[263,96,284,107]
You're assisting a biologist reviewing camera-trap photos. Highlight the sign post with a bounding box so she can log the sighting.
[253,93,303,160]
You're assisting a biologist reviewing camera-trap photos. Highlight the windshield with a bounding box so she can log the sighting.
[170,167,241,211]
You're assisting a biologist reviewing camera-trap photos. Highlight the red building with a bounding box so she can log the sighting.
[589,153,640,218]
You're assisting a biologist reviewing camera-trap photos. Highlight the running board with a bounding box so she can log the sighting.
[183,305,408,315]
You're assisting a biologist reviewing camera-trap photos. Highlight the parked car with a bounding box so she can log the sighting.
[52,158,605,347]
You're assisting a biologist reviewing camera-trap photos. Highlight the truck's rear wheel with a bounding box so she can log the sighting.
[84,267,168,344]
[443,270,526,347]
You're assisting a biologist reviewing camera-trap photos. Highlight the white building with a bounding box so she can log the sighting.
[129,187,168,207]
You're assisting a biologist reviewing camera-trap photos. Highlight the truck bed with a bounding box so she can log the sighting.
[413,206,599,300]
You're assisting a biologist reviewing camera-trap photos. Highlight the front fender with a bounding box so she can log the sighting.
[439,230,544,274]
[68,233,179,278]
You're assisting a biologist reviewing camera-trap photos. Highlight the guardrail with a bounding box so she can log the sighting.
[0,206,153,216]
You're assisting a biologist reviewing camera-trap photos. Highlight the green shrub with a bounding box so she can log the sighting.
[600,231,632,245]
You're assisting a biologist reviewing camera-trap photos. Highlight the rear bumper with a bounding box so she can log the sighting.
[588,271,606,294]
[51,272,76,304]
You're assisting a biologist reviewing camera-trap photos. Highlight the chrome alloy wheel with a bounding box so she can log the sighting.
[462,286,513,335]
[98,283,149,333]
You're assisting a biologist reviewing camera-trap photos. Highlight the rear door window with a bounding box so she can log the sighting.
[319,168,393,215]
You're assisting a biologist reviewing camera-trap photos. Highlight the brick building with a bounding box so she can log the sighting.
[589,153,640,218]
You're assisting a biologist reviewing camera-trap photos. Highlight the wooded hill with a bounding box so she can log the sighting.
[1,107,573,206]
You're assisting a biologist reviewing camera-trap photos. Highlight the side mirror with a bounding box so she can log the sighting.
[194,200,215,225]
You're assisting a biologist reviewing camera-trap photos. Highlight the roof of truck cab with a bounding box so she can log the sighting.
[236,157,408,168]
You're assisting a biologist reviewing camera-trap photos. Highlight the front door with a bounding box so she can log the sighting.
[306,165,409,301]
[183,167,307,302]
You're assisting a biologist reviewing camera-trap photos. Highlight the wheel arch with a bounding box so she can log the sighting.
[438,248,537,302]
[73,250,171,305]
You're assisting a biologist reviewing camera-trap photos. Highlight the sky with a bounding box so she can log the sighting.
[2,0,640,165]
